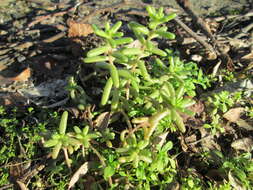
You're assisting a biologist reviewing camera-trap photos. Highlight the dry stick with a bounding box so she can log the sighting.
[213,10,253,22]
[175,0,218,49]
[27,1,92,28]
[25,2,92,44]
[42,32,66,43]
[175,0,234,70]
[28,8,74,28]
[24,1,127,46]
[0,154,51,190]
[175,0,215,41]
[173,17,216,54]
[18,154,51,183]
[235,22,253,39]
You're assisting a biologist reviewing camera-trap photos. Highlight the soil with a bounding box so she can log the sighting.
[0,0,252,106]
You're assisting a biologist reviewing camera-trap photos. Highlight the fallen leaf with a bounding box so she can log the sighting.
[16,181,29,190]
[68,20,93,37]
[231,138,253,152]
[191,54,202,62]
[93,112,110,130]
[223,107,244,122]
[181,100,204,121]
[168,182,180,190]
[241,51,253,60]
[206,50,217,60]
[152,132,169,148]
[236,119,253,131]
[68,162,89,190]
[10,68,31,82]
[199,128,220,152]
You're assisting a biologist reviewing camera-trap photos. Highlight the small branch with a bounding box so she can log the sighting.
[173,17,216,54]
[175,0,215,41]
[175,0,234,70]
[42,32,66,43]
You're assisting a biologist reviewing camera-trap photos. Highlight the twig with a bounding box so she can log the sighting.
[42,32,66,43]
[235,22,253,39]
[187,135,213,146]
[213,10,253,22]
[42,97,69,108]
[173,17,216,54]
[175,0,215,41]
[19,164,45,183]
[18,154,51,183]
[27,1,88,28]
[28,9,72,28]
[175,0,234,70]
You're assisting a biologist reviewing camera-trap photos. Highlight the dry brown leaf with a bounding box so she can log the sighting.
[199,128,221,152]
[236,119,253,131]
[223,107,244,122]
[93,112,110,130]
[231,138,253,152]
[68,20,93,37]
[68,162,89,190]
[11,68,31,82]
[234,135,253,150]
[152,132,169,148]
[181,100,204,121]
[241,51,253,60]
[16,181,29,190]
[206,50,217,60]
[0,75,13,86]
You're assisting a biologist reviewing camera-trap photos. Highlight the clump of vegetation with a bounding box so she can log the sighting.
[204,91,243,133]
[1,5,253,190]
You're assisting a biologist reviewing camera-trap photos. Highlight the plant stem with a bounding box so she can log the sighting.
[63,147,71,169]
[90,144,113,187]
[120,110,133,131]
